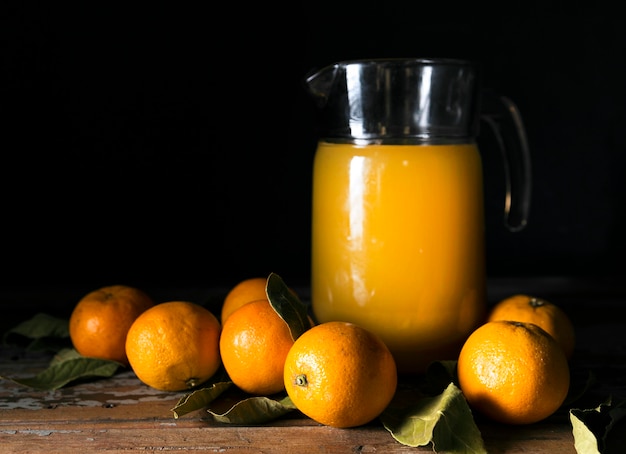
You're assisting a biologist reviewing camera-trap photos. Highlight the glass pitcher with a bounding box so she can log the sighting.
[306,58,531,374]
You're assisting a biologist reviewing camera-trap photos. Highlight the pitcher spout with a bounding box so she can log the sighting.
[304,63,340,109]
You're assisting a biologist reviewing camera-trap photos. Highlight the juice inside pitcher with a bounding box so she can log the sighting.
[311,140,488,374]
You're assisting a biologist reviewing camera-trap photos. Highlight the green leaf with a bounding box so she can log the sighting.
[570,397,626,454]
[0,353,122,390]
[3,313,71,352]
[50,347,84,364]
[171,381,233,418]
[265,272,310,341]
[208,395,297,425]
[570,400,607,454]
[381,382,486,453]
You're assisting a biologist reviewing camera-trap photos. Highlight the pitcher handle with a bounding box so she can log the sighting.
[481,94,532,232]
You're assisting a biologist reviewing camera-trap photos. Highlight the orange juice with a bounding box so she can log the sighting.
[311,141,488,374]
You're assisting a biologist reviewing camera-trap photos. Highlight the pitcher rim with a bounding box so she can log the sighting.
[305,57,478,83]
[320,57,476,68]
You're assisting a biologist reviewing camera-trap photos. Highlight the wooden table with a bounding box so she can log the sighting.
[0,277,624,453]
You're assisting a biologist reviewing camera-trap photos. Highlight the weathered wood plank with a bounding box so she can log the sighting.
[0,413,576,453]
[0,367,577,454]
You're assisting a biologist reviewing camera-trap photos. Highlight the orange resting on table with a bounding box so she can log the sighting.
[220,298,298,395]
[457,320,570,425]
[125,301,222,392]
[284,321,398,428]
[69,284,155,366]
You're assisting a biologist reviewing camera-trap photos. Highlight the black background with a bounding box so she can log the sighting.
[2,2,625,294]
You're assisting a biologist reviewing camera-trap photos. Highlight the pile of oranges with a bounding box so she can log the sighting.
[67,277,398,429]
[68,277,575,429]
[68,285,222,392]
[458,294,573,425]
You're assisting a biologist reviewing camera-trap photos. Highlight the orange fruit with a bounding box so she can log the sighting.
[220,298,298,395]
[220,276,302,325]
[487,294,575,359]
[457,320,570,425]
[125,301,222,392]
[220,277,267,324]
[284,321,397,428]
[69,284,155,365]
